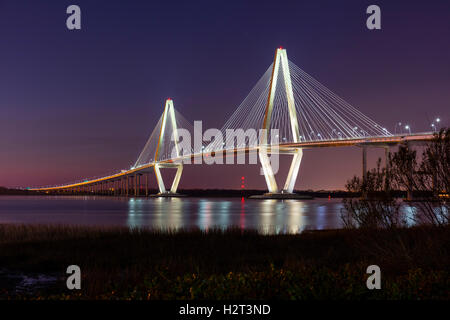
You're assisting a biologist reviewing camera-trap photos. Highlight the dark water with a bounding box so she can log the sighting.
[0,196,345,234]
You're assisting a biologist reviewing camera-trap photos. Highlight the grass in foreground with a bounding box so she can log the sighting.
[0,225,449,299]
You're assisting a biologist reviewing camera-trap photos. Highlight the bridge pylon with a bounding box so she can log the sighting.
[259,48,303,194]
[153,98,184,195]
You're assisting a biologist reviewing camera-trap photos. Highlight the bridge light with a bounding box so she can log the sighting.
[436,118,440,123]
[405,125,411,134]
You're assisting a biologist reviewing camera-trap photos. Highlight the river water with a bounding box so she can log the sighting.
[0,196,345,234]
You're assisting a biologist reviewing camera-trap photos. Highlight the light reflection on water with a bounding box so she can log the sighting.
[0,196,345,234]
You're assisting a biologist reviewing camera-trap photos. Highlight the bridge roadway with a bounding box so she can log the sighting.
[31,132,435,192]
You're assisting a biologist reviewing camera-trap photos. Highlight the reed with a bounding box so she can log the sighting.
[0,224,448,299]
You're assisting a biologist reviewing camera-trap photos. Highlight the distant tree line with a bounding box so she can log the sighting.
[0,187,36,195]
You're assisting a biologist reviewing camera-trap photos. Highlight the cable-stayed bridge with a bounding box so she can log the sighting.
[31,48,435,196]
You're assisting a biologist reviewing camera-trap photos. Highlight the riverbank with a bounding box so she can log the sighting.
[0,224,448,299]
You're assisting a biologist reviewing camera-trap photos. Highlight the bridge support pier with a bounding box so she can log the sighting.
[405,142,415,201]
[384,146,390,192]
[361,146,368,199]
[153,163,183,196]
[360,144,394,198]
[255,148,306,198]
[135,174,139,197]
[259,149,278,193]
[283,149,303,193]
[362,146,367,184]
[145,173,149,196]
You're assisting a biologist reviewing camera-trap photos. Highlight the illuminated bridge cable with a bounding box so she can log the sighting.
[134,109,196,167]
[36,50,394,190]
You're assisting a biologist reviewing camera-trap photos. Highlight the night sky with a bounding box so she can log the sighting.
[0,0,449,190]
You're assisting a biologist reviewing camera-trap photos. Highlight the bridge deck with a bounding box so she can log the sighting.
[31,133,434,191]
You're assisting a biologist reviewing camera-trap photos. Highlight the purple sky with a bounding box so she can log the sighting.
[0,0,449,190]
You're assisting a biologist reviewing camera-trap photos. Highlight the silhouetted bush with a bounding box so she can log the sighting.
[342,128,449,228]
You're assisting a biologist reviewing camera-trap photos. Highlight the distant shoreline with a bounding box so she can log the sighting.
[0,187,409,198]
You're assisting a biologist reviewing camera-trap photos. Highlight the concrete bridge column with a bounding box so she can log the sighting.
[407,167,414,201]
[362,146,367,184]
[135,174,139,197]
[406,143,414,201]
[154,163,183,195]
[129,176,133,196]
[361,146,368,199]
[384,146,390,192]
[432,172,438,198]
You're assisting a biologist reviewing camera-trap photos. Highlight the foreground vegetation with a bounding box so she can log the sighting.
[0,224,448,300]
[343,129,449,228]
